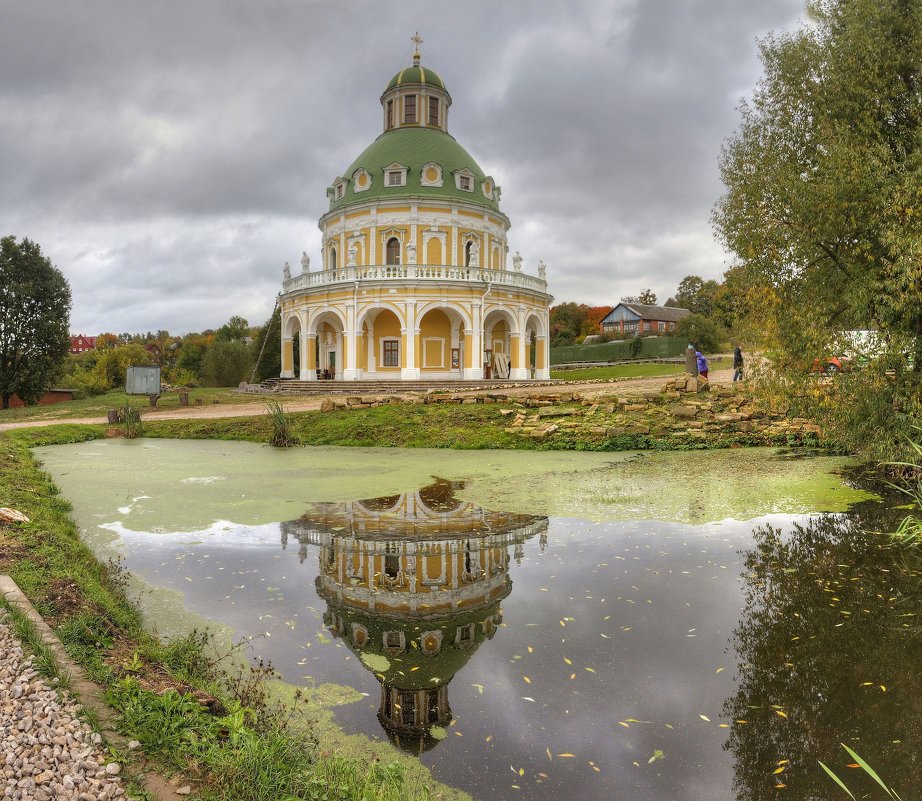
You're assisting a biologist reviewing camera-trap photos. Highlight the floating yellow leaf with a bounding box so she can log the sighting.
[846,763,861,769]
[618,721,630,728]
[775,710,788,719]
[699,714,711,722]
[557,753,576,758]
[471,684,485,694]
[546,748,552,760]
[518,768,524,776]
[773,767,785,775]
[564,657,573,665]
[523,676,531,684]
[716,667,725,674]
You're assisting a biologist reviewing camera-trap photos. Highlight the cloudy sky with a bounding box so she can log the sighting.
[0,0,807,335]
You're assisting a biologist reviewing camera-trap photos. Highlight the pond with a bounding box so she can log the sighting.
[35,440,922,801]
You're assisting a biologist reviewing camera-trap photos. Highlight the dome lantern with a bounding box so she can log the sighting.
[380,34,451,134]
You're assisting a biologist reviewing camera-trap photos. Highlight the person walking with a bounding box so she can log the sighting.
[733,344,744,382]
[696,349,709,379]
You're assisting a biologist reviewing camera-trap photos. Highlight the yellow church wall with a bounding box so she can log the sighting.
[372,309,401,373]
[418,309,452,371]
[425,235,442,265]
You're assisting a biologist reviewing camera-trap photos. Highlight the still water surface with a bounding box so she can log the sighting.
[35,440,920,801]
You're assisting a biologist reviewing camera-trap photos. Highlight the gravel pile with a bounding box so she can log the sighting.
[1,616,128,800]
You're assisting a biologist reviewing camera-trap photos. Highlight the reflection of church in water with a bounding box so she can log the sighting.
[280,479,548,753]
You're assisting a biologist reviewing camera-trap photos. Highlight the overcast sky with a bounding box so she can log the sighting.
[0,0,807,335]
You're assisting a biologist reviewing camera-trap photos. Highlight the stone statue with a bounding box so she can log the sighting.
[469,239,480,268]
[537,260,546,280]
[301,251,310,272]
[406,240,417,265]
[512,250,523,272]
[283,261,291,281]
[347,241,358,267]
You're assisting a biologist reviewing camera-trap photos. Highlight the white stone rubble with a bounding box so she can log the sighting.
[0,615,128,800]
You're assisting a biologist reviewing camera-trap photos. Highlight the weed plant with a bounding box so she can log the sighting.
[265,399,301,447]
[819,744,904,800]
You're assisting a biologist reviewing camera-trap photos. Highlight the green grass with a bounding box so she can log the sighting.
[0,387,262,423]
[551,356,731,381]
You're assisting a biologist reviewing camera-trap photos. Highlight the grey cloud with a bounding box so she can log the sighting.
[0,0,805,333]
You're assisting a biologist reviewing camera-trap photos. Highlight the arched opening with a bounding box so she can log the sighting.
[464,240,473,267]
[330,247,337,271]
[524,313,546,380]
[483,310,514,379]
[360,307,403,375]
[282,315,303,379]
[417,306,468,377]
[311,311,345,380]
[386,237,401,266]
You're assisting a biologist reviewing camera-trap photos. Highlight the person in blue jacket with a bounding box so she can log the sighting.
[696,349,709,379]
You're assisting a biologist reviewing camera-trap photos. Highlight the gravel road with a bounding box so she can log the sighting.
[1,616,129,800]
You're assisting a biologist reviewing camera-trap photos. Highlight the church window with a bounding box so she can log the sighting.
[386,237,400,265]
[404,95,416,124]
[387,170,404,187]
[400,691,416,725]
[386,99,394,129]
[383,339,399,367]
[428,97,439,126]
[336,183,345,199]
[427,689,441,723]
[329,247,337,271]
[459,175,471,191]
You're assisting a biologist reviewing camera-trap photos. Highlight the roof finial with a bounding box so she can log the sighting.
[411,31,423,66]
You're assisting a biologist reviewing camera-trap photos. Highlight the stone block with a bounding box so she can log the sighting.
[320,398,335,412]
[696,375,710,392]
[345,396,364,406]
[538,406,576,417]
[670,405,698,419]
[624,403,645,412]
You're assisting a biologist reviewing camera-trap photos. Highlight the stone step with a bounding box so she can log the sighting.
[257,378,560,396]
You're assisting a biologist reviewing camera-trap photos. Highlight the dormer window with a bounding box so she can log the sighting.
[382,162,408,188]
[336,183,345,199]
[404,95,417,124]
[420,162,443,187]
[454,168,476,192]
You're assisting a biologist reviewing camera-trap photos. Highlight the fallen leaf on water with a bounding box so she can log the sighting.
[546,748,552,760]
[716,667,725,674]
[648,749,665,764]
[564,657,573,665]
[557,753,576,758]
[471,684,485,694]
[773,767,785,775]
[699,714,711,722]
[523,676,531,684]
[522,697,535,703]
[775,710,788,719]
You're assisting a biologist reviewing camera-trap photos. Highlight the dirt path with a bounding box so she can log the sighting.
[0,369,735,433]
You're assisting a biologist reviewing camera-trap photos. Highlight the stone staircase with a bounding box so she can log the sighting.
[257,378,560,396]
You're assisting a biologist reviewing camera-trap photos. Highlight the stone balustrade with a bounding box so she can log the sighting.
[282,265,548,294]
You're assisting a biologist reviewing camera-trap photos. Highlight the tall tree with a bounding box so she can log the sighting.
[216,315,249,342]
[0,237,71,408]
[622,289,658,306]
[674,275,720,316]
[714,0,922,365]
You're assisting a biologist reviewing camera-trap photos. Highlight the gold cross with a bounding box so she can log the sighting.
[411,31,423,55]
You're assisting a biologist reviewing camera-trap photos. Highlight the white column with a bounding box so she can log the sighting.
[335,331,343,379]
[464,302,483,380]
[402,300,420,379]
[510,305,529,380]
[343,301,357,380]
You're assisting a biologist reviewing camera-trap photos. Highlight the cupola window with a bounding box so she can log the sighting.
[386,237,401,265]
[404,95,417,124]
[386,99,394,129]
[428,96,439,126]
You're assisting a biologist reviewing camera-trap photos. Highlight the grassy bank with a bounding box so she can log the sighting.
[550,356,730,381]
[0,425,459,801]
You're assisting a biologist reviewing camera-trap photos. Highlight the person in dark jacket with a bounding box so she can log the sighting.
[733,345,744,382]
[696,350,709,379]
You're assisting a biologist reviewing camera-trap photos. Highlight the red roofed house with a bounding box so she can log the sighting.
[70,334,96,354]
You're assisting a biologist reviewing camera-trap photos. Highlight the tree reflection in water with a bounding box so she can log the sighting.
[725,503,922,800]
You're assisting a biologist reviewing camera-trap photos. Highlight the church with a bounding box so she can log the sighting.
[279,38,552,382]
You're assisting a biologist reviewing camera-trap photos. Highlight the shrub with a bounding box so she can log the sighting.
[677,314,726,353]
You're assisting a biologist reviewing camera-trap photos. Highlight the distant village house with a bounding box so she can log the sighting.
[600,303,691,336]
[69,334,96,354]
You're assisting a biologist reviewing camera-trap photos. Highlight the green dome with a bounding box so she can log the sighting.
[386,65,445,91]
[328,127,502,214]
